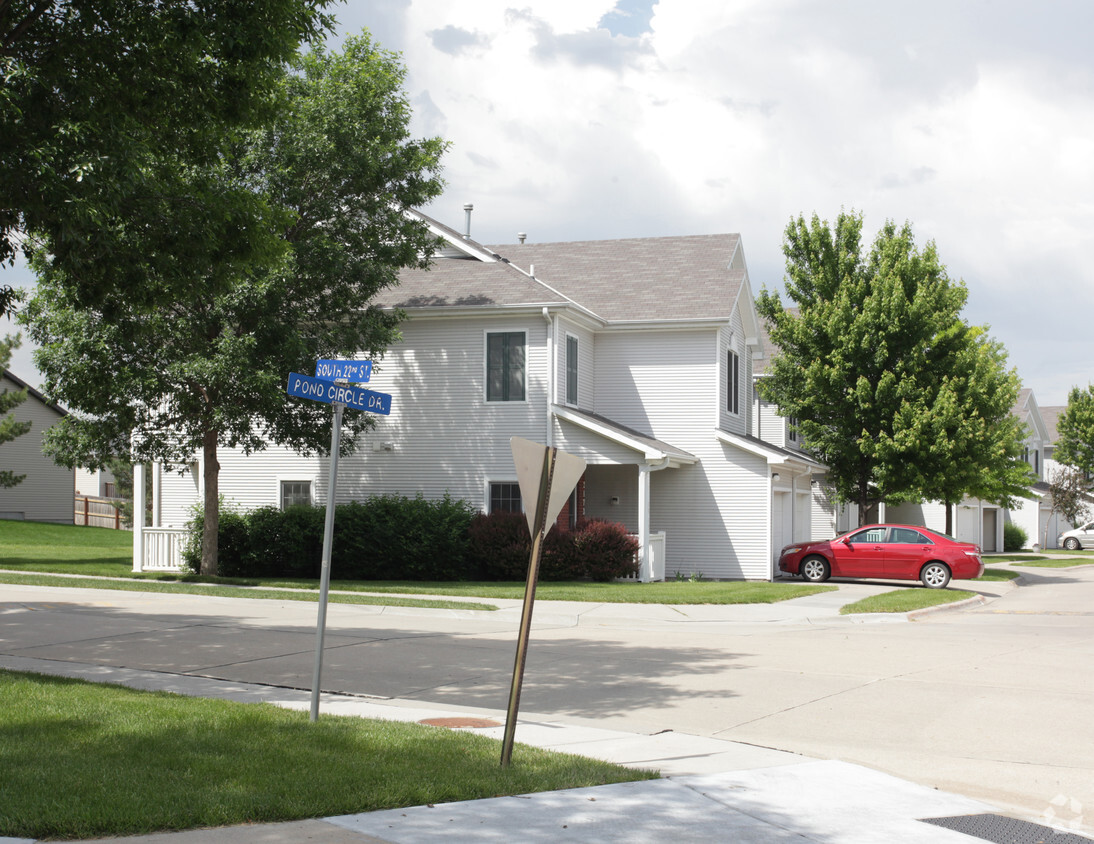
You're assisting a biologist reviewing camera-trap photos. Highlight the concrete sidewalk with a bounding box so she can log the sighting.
[1,659,1002,844]
[4,572,1091,843]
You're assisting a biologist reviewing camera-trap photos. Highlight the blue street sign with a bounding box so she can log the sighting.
[287,372,391,415]
[315,359,372,383]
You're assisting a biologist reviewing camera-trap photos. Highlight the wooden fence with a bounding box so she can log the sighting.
[74,496,126,530]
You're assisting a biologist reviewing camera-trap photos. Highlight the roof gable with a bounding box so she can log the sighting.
[378,211,751,326]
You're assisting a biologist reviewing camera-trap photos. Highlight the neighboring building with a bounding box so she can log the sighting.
[142,210,827,580]
[0,370,73,523]
[75,466,119,499]
[755,325,1057,552]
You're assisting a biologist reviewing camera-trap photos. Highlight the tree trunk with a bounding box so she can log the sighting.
[945,501,954,536]
[200,429,219,576]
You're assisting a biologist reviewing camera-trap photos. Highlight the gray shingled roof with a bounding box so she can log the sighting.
[491,234,744,322]
[375,224,745,323]
[372,255,566,310]
[1041,405,1065,443]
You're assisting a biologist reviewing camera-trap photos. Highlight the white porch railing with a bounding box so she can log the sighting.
[619,531,666,583]
[136,527,188,572]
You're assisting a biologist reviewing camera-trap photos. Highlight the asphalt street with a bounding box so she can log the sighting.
[2,562,1093,836]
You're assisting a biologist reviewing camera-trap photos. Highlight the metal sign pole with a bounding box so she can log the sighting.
[310,400,344,721]
[500,445,555,767]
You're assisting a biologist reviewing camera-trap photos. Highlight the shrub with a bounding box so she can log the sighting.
[572,519,638,582]
[183,493,476,580]
[1002,522,1028,553]
[467,510,530,580]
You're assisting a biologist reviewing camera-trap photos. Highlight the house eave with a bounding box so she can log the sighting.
[716,428,826,471]
[554,405,698,466]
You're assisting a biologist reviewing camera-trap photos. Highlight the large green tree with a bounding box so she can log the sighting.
[0,332,31,489]
[757,210,1033,528]
[1055,385,1094,484]
[21,34,446,574]
[0,287,29,488]
[1,0,333,307]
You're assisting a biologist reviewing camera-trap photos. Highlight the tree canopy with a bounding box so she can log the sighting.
[1,0,334,307]
[20,33,447,573]
[1055,384,1094,484]
[757,210,1033,528]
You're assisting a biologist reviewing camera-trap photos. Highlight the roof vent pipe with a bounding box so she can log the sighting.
[463,203,473,239]
[518,232,527,244]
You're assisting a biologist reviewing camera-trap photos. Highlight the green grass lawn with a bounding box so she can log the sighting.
[839,587,977,615]
[837,567,1017,615]
[1009,558,1094,568]
[0,670,656,841]
[0,520,837,605]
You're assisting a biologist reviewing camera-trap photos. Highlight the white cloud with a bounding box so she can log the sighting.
[4,0,1091,404]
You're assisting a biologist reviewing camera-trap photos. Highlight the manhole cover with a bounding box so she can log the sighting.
[922,813,1092,843]
[418,717,501,729]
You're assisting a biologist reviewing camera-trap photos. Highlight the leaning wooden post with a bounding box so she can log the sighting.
[500,446,554,768]
[500,438,586,768]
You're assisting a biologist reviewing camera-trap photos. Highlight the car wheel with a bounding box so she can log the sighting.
[800,556,830,583]
[1064,537,1081,551]
[921,562,951,589]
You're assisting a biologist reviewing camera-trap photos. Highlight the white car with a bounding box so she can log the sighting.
[1059,522,1094,550]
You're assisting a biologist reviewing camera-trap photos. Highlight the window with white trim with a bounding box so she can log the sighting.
[727,350,740,415]
[490,482,522,514]
[566,335,578,405]
[486,331,526,402]
[280,481,312,509]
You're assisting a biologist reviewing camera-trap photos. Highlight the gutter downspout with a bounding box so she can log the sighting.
[543,307,553,447]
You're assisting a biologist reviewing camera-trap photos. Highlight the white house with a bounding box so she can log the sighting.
[140,210,826,580]
[0,369,73,523]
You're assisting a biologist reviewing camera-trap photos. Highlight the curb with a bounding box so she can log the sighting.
[906,593,988,620]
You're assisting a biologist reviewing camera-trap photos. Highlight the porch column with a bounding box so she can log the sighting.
[637,463,651,582]
[151,462,162,527]
[132,462,145,572]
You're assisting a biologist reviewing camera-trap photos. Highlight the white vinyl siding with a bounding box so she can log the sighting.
[593,328,770,579]
[718,318,750,437]
[0,374,71,524]
[555,317,594,408]
[158,315,550,522]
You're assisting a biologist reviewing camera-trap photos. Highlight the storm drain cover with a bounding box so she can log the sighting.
[921,813,1092,843]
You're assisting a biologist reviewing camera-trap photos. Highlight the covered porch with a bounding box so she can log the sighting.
[553,406,698,582]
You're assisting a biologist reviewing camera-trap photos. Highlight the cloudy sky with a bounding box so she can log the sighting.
[4,0,1091,407]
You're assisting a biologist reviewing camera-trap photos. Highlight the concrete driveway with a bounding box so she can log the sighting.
[2,561,1092,834]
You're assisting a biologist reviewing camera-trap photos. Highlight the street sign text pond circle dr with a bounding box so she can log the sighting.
[287,372,391,415]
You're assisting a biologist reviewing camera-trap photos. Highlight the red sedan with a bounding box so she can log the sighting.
[778,524,984,589]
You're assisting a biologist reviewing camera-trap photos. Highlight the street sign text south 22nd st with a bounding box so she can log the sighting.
[287,372,391,415]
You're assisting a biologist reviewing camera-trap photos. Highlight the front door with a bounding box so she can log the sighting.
[982,509,998,553]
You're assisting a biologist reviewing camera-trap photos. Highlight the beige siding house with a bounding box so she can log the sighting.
[0,370,72,523]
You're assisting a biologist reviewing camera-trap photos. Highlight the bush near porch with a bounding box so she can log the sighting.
[182,496,637,582]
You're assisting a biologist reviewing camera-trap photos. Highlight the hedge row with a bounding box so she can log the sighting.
[183,495,639,582]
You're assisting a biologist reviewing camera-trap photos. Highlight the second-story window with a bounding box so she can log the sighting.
[566,335,578,405]
[487,331,526,402]
[727,350,740,415]
[788,416,799,443]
